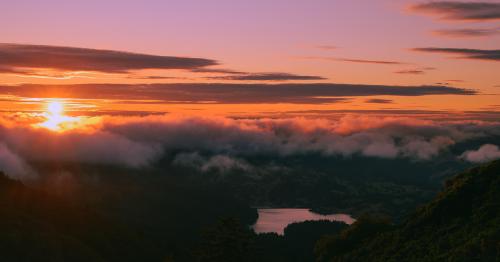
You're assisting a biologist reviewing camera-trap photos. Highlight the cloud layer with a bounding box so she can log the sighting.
[1,114,499,179]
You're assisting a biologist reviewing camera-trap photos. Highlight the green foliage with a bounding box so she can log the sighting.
[315,160,500,262]
[283,220,349,262]
[0,155,497,261]
[195,218,257,262]
[211,154,465,220]
[314,215,393,262]
[0,171,257,261]
[195,218,348,262]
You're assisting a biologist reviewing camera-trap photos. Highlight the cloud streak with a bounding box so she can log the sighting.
[207,72,327,81]
[305,56,405,65]
[412,47,500,62]
[0,43,217,73]
[395,69,426,75]
[191,68,246,74]
[365,99,393,104]
[0,83,475,104]
[335,58,405,65]
[410,1,500,21]
[316,45,337,50]
[432,28,500,38]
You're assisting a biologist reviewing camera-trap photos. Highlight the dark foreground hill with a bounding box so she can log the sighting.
[315,160,500,262]
[0,172,256,261]
[0,159,498,261]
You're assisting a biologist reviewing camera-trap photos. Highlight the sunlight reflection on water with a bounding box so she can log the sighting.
[252,208,355,235]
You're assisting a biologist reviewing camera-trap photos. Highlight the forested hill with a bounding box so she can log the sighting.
[315,160,500,262]
[0,171,257,261]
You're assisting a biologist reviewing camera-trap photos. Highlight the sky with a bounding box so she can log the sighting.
[0,0,498,117]
[0,1,500,179]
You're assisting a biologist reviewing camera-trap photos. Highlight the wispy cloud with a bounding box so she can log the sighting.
[190,68,246,74]
[192,67,327,81]
[412,47,500,61]
[0,65,94,79]
[337,58,405,65]
[0,66,25,74]
[432,28,500,38]
[410,1,500,21]
[305,56,406,65]
[0,43,217,73]
[394,69,426,75]
[394,66,436,75]
[315,45,337,51]
[365,99,393,104]
[206,72,326,81]
[126,75,185,80]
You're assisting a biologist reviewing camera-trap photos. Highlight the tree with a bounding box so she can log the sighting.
[195,218,257,262]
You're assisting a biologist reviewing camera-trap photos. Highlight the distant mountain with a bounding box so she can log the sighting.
[315,160,500,261]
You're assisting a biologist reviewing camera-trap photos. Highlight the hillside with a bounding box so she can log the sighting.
[315,160,500,261]
[0,171,257,261]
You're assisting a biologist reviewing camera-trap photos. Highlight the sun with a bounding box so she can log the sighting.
[47,101,64,116]
[38,100,81,131]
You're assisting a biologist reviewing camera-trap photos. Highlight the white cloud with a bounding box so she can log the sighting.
[461,144,500,163]
[0,143,36,180]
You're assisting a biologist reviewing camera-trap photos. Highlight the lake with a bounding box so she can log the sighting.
[252,208,355,235]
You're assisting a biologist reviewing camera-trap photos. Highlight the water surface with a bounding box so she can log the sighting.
[252,208,355,235]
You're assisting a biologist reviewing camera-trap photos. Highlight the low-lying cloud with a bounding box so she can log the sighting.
[0,125,160,169]
[461,144,500,163]
[0,143,36,180]
[173,152,253,173]
[1,114,499,180]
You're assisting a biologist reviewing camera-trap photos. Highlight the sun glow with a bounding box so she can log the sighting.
[38,100,81,131]
[48,101,64,116]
